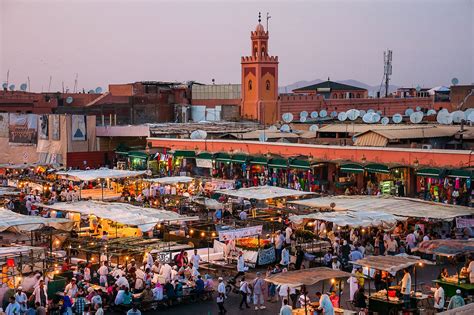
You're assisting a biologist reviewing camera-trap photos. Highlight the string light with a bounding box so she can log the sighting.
[201,232,205,237]
[190,229,194,234]
[211,232,216,237]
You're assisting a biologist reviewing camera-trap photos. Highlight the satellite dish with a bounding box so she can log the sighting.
[337,112,347,121]
[372,113,381,123]
[280,124,290,133]
[66,96,74,104]
[362,113,373,123]
[376,110,383,116]
[310,111,318,119]
[9,84,15,91]
[416,85,421,92]
[415,106,421,112]
[319,110,327,118]
[464,109,474,119]
[190,130,208,139]
[381,117,389,125]
[95,87,103,94]
[299,116,307,123]
[451,78,459,86]
[346,109,359,121]
[451,110,466,123]
[282,112,294,123]
[20,83,27,91]
[258,132,268,142]
[405,108,414,116]
[427,109,437,116]
[359,109,366,117]
[468,111,474,122]
[409,111,423,124]
[1,83,7,90]
[437,111,452,125]
[87,89,95,94]
[268,125,278,132]
[309,124,319,132]
[392,114,403,124]
[367,109,375,114]
[300,111,308,118]
[330,111,338,118]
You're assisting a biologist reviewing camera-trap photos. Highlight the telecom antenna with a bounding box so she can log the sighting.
[266,12,271,32]
[383,49,393,97]
[73,73,78,93]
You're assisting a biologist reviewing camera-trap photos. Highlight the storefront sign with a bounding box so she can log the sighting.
[196,158,212,168]
[71,115,87,141]
[456,218,474,228]
[257,246,276,265]
[218,225,263,241]
[9,113,38,145]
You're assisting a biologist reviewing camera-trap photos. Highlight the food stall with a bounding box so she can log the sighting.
[415,239,474,297]
[265,267,353,315]
[351,255,432,315]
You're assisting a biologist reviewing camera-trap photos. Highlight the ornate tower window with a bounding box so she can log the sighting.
[266,80,270,91]
[248,80,253,91]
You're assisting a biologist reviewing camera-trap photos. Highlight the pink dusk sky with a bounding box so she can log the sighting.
[1,0,473,92]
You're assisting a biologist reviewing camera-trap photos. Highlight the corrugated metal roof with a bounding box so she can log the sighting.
[354,132,388,147]
[357,126,458,140]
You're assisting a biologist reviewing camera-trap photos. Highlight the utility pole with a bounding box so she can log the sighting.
[383,49,393,97]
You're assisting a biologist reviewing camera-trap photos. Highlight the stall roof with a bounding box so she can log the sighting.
[351,255,429,273]
[265,267,351,287]
[0,187,20,197]
[439,302,474,315]
[289,196,474,220]
[290,210,397,228]
[56,168,146,181]
[414,239,474,257]
[215,186,314,200]
[143,176,194,185]
[39,201,198,232]
[0,246,45,257]
[190,197,224,210]
[0,208,74,233]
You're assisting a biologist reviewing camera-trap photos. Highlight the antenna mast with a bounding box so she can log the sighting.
[383,49,393,97]
[266,12,271,32]
[73,73,78,93]
[48,76,52,92]
[27,76,31,92]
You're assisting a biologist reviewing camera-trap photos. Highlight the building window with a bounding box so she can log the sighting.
[356,93,361,98]
[333,94,337,99]
[248,80,252,91]
[340,93,344,99]
[266,80,270,91]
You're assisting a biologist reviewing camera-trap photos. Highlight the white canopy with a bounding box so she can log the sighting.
[428,86,450,95]
[289,196,474,220]
[0,187,20,197]
[191,197,224,210]
[39,201,199,232]
[143,176,194,185]
[216,186,314,200]
[0,246,45,257]
[0,208,74,233]
[56,168,146,181]
[290,210,397,228]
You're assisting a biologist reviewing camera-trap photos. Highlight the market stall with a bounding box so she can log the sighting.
[215,185,314,201]
[351,255,432,315]
[0,208,74,234]
[265,267,352,315]
[0,246,48,288]
[414,239,474,297]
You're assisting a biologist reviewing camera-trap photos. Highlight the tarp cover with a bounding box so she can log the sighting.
[56,168,146,181]
[351,255,429,273]
[39,201,198,232]
[290,210,397,228]
[216,186,314,200]
[414,239,474,257]
[265,267,351,287]
[289,196,474,220]
[0,187,20,196]
[0,246,45,257]
[190,197,223,210]
[144,176,194,185]
[0,208,74,233]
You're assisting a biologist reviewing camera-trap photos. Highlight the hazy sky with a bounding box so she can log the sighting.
[1,0,473,92]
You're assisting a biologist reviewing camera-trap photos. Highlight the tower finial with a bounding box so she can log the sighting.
[258,12,261,23]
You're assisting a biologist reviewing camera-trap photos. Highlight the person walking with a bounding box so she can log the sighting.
[253,272,266,310]
[216,293,227,314]
[239,276,251,310]
[279,299,292,315]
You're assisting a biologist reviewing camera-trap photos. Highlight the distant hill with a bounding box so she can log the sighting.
[279,79,400,96]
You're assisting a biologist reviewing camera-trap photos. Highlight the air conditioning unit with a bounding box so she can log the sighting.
[422,144,432,150]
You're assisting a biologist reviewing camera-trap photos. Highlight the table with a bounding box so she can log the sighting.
[369,296,404,315]
[292,307,355,315]
[433,280,474,298]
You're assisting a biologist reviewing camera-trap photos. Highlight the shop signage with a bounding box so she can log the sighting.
[196,158,213,168]
[456,218,474,228]
[218,225,263,241]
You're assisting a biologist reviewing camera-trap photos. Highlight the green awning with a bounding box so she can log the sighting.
[215,152,232,163]
[115,151,129,156]
[289,158,311,170]
[250,156,268,165]
[196,152,214,160]
[416,168,442,177]
[340,163,364,174]
[128,151,149,159]
[231,154,248,164]
[268,158,288,169]
[448,169,473,179]
[365,163,389,174]
[173,150,196,158]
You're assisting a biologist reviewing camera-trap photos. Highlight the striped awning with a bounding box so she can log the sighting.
[340,163,364,174]
[365,163,389,174]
